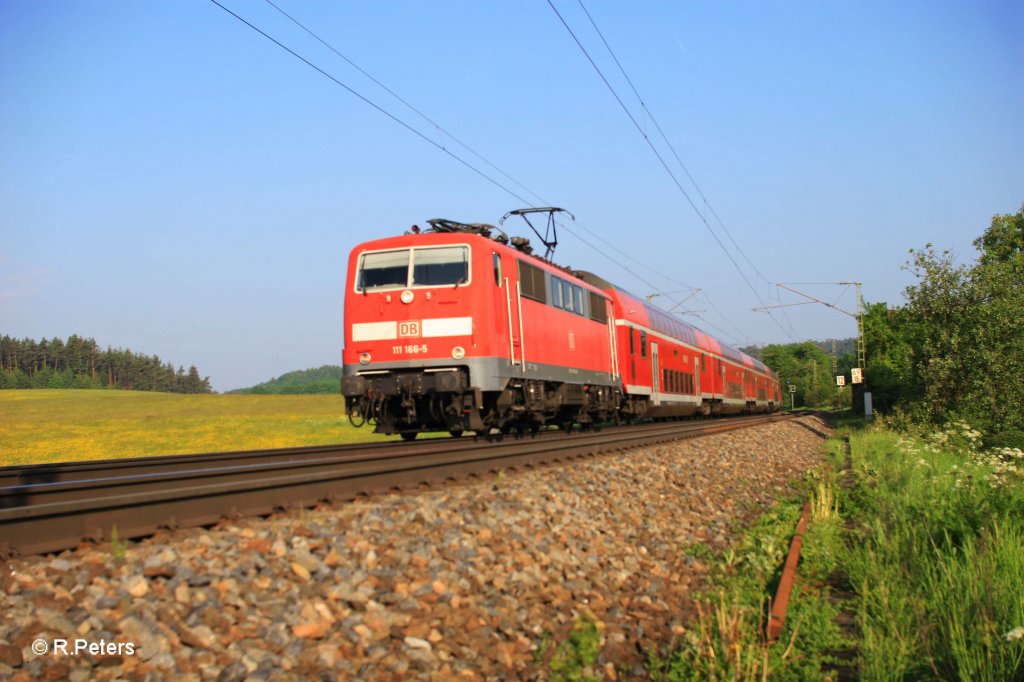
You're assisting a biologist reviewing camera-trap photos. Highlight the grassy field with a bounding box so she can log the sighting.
[649,417,1024,681]
[0,389,389,466]
[841,423,1024,681]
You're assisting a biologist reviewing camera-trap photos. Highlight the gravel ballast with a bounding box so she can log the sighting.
[0,415,830,681]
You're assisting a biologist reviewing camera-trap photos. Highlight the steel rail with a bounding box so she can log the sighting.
[0,416,748,488]
[0,438,459,488]
[0,414,793,558]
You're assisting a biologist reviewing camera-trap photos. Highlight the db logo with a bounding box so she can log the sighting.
[399,321,421,338]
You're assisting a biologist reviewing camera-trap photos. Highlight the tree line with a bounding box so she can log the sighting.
[760,204,1023,448]
[0,335,213,393]
[862,204,1023,447]
[753,340,856,412]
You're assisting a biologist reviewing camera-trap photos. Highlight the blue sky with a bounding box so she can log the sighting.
[2,0,1021,391]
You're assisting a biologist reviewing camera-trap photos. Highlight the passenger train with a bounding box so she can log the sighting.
[341,214,781,439]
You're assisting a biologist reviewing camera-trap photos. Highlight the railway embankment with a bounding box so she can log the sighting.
[0,416,828,680]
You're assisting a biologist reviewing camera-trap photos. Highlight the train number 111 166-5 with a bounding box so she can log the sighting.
[392,344,428,355]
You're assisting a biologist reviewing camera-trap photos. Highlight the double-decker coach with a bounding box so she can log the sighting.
[575,272,782,419]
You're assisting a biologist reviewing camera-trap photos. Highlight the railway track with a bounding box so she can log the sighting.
[0,413,793,559]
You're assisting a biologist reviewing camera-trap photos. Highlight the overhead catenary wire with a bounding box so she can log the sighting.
[220,2,676,282]
[547,0,799,343]
[211,0,752,347]
[208,0,533,207]
[258,0,718,322]
[577,0,779,306]
[560,0,797,343]
[261,0,551,210]
[554,221,747,346]
[574,0,773,288]
[696,292,755,347]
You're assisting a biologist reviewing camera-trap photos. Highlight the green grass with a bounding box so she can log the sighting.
[648,417,1024,681]
[550,612,604,682]
[0,389,389,465]
[649,472,847,682]
[843,426,1024,681]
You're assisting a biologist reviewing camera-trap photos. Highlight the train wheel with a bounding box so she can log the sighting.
[448,429,464,438]
[400,432,418,442]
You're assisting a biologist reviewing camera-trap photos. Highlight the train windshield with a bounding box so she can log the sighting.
[413,246,469,286]
[357,250,409,291]
[356,246,469,291]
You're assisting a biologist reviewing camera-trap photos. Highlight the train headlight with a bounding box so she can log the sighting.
[400,290,414,304]
[451,346,465,360]
[359,352,371,365]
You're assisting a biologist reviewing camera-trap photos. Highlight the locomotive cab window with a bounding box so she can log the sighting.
[356,246,469,291]
[412,246,469,286]
[493,253,502,286]
[357,249,409,291]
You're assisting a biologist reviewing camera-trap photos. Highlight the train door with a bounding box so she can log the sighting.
[695,356,700,395]
[503,254,523,369]
[491,251,512,364]
[651,342,661,406]
[605,300,619,382]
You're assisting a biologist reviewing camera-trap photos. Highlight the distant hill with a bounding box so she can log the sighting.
[231,365,342,394]
[741,338,856,361]
[812,338,857,357]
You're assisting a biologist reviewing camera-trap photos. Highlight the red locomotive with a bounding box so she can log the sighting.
[341,210,781,439]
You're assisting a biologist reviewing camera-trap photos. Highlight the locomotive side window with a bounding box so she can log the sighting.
[493,253,502,286]
[412,246,469,286]
[629,329,635,355]
[539,272,596,318]
[640,331,647,358]
[588,291,608,323]
[518,261,547,303]
[357,249,410,291]
[550,276,563,308]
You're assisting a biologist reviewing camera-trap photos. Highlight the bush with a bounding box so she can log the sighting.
[985,429,1024,450]
[844,428,1024,681]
